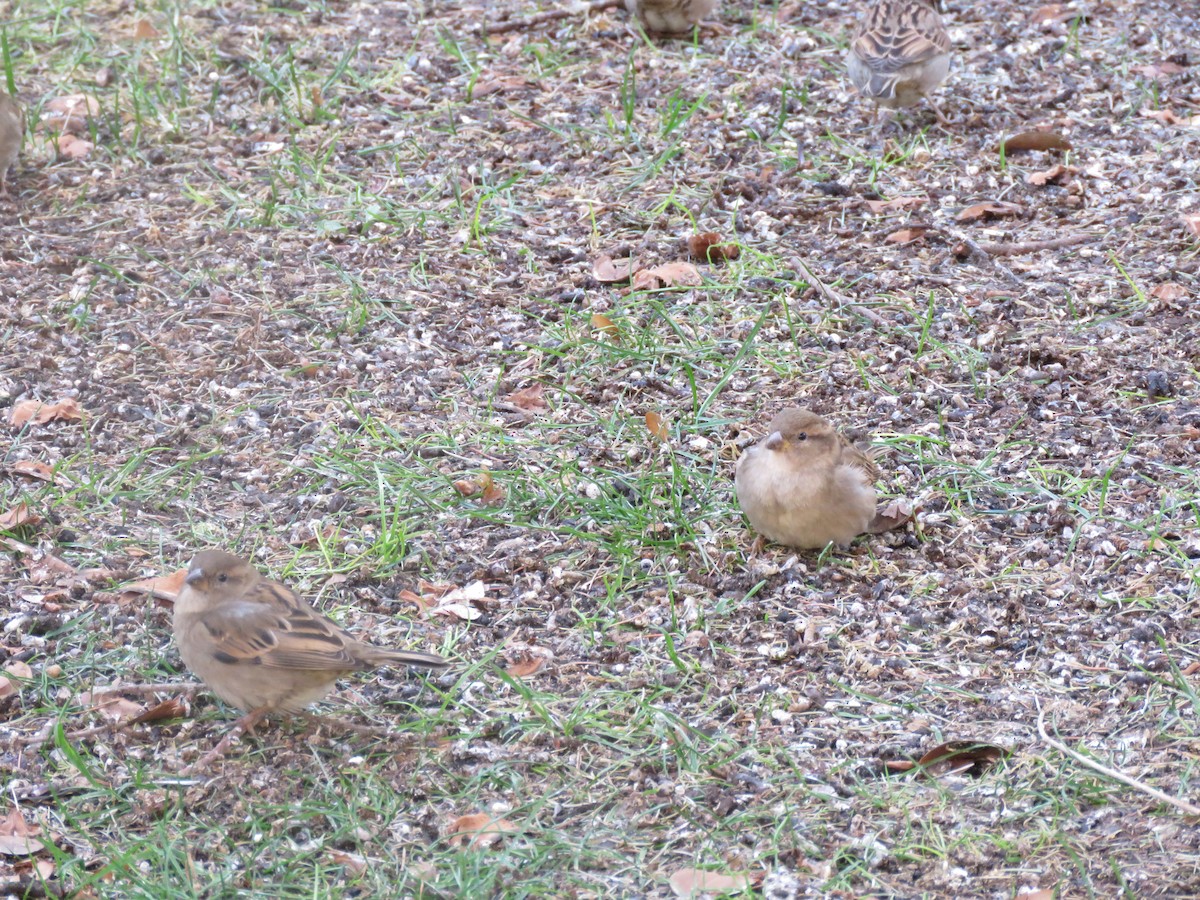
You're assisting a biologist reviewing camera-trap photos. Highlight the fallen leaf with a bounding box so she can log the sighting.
[645,411,669,441]
[328,850,368,877]
[864,195,928,214]
[431,602,484,622]
[593,255,635,283]
[884,226,929,245]
[1140,107,1183,126]
[1182,215,1200,238]
[1025,164,1078,186]
[453,472,504,506]
[668,867,752,897]
[1150,283,1188,302]
[40,93,101,134]
[915,741,1010,779]
[10,461,57,483]
[686,232,739,263]
[4,661,32,680]
[1015,890,1056,900]
[1132,62,1187,79]
[631,262,702,291]
[448,813,520,849]
[0,503,39,530]
[126,697,187,725]
[132,18,160,39]
[957,201,1024,223]
[590,313,621,342]
[0,808,44,856]
[1030,4,1084,26]
[10,398,83,428]
[867,499,916,534]
[58,134,95,160]
[1000,131,1072,153]
[505,656,546,678]
[504,383,547,412]
[27,555,76,585]
[120,568,188,603]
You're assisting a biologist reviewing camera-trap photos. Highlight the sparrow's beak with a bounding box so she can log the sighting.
[764,431,784,451]
[185,567,205,585]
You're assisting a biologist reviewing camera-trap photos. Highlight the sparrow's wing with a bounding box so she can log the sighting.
[852,0,949,74]
[839,437,881,481]
[196,578,367,672]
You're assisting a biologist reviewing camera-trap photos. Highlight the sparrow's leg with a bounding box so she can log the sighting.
[180,706,270,773]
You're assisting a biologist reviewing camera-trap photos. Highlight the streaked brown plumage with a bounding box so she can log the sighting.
[735,408,878,549]
[847,0,951,115]
[0,91,22,196]
[173,550,447,740]
[626,0,716,34]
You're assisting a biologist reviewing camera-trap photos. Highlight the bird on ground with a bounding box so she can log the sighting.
[626,0,716,35]
[173,549,447,760]
[735,407,879,549]
[0,91,23,196]
[846,0,952,122]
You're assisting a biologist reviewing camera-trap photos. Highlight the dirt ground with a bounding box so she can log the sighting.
[1,0,1198,896]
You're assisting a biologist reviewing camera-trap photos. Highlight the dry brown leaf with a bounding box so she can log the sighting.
[505,656,546,678]
[505,383,547,412]
[132,18,160,39]
[884,226,929,245]
[686,232,739,263]
[40,93,100,134]
[1150,283,1188,302]
[1000,131,1072,153]
[431,602,483,622]
[1140,107,1183,126]
[1015,891,1056,900]
[0,503,40,530]
[58,134,94,160]
[1132,62,1187,79]
[11,460,58,483]
[448,813,520,849]
[79,691,144,722]
[0,808,44,857]
[1025,164,1078,186]
[915,741,1010,779]
[398,588,435,613]
[0,677,15,701]
[27,555,76,585]
[867,499,916,535]
[864,195,928,214]
[10,398,83,428]
[328,850,368,877]
[592,254,635,283]
[590,313,621,342]
[956,201,1024,223]
[1182,215,1200,238]
[127,697,188,725]
[631,262,702,291]
[668,867,752,897]
[121,568,188,603]
[645,411,669,442]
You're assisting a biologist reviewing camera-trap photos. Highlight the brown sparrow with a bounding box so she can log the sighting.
[0,91,22,196]
[846,0,951,119]
[735,408,879,549]
[173,550,448,746]
[626,0,716,34]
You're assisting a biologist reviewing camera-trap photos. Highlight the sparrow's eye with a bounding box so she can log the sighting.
[796,432,807,441]
[217,573,228,583]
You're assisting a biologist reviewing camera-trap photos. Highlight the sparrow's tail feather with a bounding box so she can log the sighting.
[369,648,450,670]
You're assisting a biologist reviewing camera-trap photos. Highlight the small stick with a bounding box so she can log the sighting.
[791,256,890,327]
[1036,703,1200,816]
[974,233,1098,257]
[485,0,622,36]
[86,681,201,697]
[937,227,1024,286]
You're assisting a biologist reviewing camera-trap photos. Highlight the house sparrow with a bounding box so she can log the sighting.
[173,550,448,748]
[846,0,951,120]
[735,408,879,549]
[626,0,716,34]
[0,91,22,196]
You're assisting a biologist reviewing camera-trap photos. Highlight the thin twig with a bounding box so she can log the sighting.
[791,256,890,328]
[485,0,621,36]
[976,233,1098,257]
[86,681,201,696]
[1036,702,1200,816]
[936,227,1024,286]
